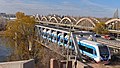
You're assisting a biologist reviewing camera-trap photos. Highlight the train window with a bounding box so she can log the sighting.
[50,34,52,37]
[60,39,64,43]
[84,47,93,54]
[87,48,93,54]
[78,44,82,49]
[78,43,82,49]
[43,33,45,36]
[57,36,60,40]
[41,32,44,36]
[69,41,74,47]
[45,34,47,37]
[54,36,57,40]
[78,44,85,51]
[48,34,51,38]
[78,44,93,54]
[64,40,68,44]
[44,33,47,37]
[51,35,53,39]
[99,46,109,55]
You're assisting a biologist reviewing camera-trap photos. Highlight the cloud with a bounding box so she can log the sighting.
[0,0,118,17]
[78,0,115,17]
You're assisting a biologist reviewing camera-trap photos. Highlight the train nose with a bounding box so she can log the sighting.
[101,55,109,61]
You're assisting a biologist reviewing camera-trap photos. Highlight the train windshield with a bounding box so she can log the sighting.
[98,45,109,55]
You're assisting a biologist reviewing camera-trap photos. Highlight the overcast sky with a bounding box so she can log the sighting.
[0,0,120,17]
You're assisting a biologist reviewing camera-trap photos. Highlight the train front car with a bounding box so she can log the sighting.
[75,34,111,64]
[97,44,111,64]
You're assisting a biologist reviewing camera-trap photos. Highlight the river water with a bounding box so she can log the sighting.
[0,37,11,62]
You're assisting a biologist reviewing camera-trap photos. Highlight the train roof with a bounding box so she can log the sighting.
[36,25,70,33]
[80,40,105,47]
[35,24,94,35]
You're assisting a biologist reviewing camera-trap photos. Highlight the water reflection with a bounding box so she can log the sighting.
[0,37,11,62]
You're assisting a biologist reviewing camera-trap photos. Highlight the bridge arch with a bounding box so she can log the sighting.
[105,19,120,30]
[35,14,41,21]
[41,16,48,21]
[60,17,72,24]
[70,17,77,22]
[90,17,100,23]
[105,19,120,24]
[49,17,59,23]
[76,18,96,27]
[57,17,62,21]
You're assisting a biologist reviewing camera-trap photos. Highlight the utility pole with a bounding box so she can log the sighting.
[66,23,72,68]
[113,9,119,19]
[113,9,119,39]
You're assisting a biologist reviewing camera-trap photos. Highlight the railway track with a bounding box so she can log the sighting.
[96,38,120,55]
[97,38,120,49]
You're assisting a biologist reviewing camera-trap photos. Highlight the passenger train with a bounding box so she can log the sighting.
[35,24,111,63]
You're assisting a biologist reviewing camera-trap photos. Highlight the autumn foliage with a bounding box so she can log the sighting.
[94,22,109,34]
[5,12,38,60]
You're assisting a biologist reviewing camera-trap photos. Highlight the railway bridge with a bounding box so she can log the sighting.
[34,14,120,59]
[34,14,120,32]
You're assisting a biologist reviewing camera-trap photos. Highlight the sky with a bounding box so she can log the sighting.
[0,0,120,17]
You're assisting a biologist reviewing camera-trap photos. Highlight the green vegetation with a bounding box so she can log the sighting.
[94,22,109,34]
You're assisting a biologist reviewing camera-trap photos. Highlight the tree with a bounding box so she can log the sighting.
[4,12,67,68]
[94,22,109,34]
[0,16,7,30]
[5,12,39,60]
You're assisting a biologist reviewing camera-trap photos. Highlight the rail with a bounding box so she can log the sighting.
[97,38,120,50]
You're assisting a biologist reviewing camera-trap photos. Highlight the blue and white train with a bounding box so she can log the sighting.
[78,40,111,62]
[35,24,111,62]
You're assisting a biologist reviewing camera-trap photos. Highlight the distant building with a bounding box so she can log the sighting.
[0,13,16,30]
[0,13,16,20]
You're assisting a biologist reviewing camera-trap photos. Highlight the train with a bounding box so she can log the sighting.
[35,24,111,63]
[79,40,111,62]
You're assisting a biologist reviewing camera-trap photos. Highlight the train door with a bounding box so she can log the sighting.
[47,30,51,41]
[57,31,60,42]
[51,30,54,42]
[58,33,64,46]
[64,35,74,50]
[43,28,47,39]
[52,31,57,43]
[63,33,67,47]
[46,29,49,39]
[93,49,97,59]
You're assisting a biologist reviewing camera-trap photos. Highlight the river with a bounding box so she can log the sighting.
[0,37,11,62]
